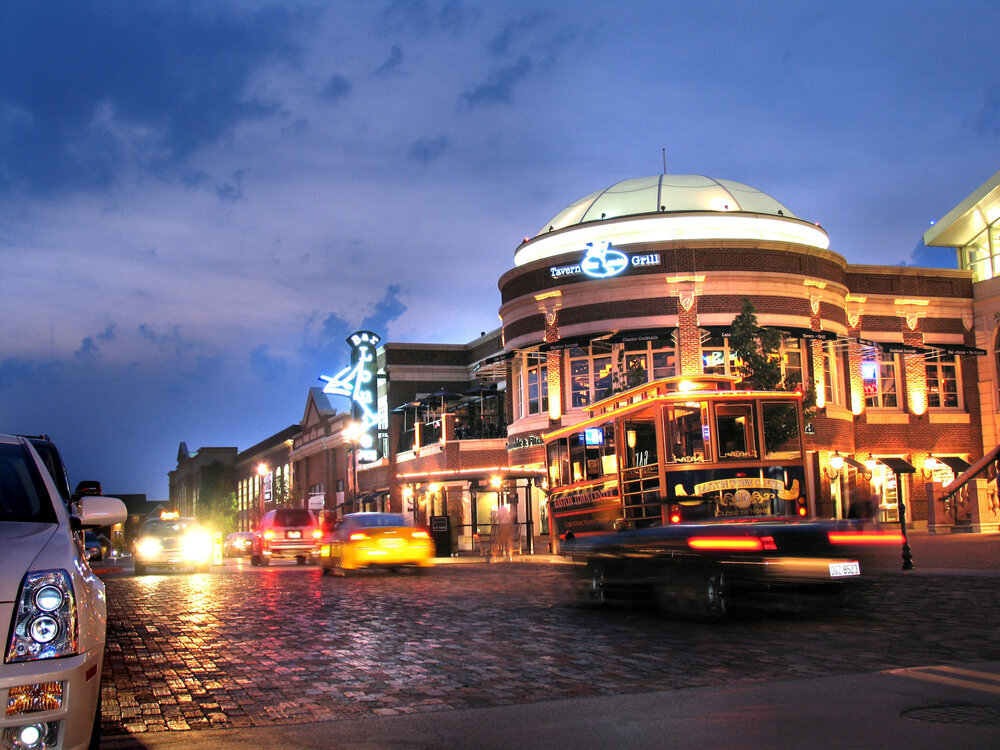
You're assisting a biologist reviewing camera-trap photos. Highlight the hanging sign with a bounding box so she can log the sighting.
[320,330,382,460]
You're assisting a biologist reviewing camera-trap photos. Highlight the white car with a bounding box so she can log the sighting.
[1,434,127,750]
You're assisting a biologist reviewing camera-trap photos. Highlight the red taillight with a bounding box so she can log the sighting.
[797,506,808,516]
[828,531,906,545]
[412,530,429,539]
[349,532,370,541]
[688,536,764,551]
[760,535,777,550]
[669,504,681,524]
[312,529,323,539]
[263,530,275,540]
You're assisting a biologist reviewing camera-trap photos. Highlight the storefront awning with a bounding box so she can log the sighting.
[777,326,839,341]
[926,343,987,357]
[856,338,928,355]
[844,456,870,474]
[934,455,972,474]
[875,457,916,474]
[538,332,612,352]
[606,327,675,344]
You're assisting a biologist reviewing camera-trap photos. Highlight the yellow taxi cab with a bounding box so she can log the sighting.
[319,512,433,575]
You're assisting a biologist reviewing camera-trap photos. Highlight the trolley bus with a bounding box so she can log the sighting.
[544,375,808,551]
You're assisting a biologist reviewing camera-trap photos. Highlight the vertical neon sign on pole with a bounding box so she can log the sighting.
[320,330,383,464]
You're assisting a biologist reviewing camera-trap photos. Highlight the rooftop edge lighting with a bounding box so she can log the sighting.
[514,214,830,267]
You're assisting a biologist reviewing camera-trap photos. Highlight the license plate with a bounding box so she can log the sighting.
[829,561,860,577]
[287,530,301,539]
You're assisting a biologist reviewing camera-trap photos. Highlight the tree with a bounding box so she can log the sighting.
[729,297,783,391]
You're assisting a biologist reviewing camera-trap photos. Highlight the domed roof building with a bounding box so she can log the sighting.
[498,172,979,528]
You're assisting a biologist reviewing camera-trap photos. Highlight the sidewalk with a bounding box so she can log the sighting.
[434,529,1000,574]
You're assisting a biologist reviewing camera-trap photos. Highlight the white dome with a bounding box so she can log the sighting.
[538,174,796,236]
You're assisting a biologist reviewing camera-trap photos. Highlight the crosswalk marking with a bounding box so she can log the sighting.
[887,666,1000,696]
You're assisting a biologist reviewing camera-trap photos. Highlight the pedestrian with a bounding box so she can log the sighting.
[494,503,514,562]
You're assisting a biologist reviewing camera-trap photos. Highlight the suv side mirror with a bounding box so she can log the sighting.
[73,480,104,501]
[74,495,128,529]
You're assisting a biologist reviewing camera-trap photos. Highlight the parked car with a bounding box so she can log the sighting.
[223,531,254,557]
[318,512,433,575]
[1,433,127,749]
[83,530,103,561]
[133,512,213,575]
[251,508,321,566]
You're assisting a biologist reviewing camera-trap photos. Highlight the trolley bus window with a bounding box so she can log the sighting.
[666,403,706,462]
[715,403,757,459]
[568,425,617,482]
[624,419,656,469]
[547,439,569,487]
[761,400,802,459]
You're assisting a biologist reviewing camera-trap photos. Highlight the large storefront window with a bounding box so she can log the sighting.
[926,353,960,409]
[623,340,678,384]
[862,349,899,409]
[701,335,733,375]
[568,346,613,407]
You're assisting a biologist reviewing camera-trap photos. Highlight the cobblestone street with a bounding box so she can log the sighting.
[101,550,1000,743]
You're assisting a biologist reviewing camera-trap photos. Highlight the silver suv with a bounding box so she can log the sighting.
[251,508,320,566]
[1,434,127,749]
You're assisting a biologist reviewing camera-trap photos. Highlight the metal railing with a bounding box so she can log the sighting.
[939,444,1000,525]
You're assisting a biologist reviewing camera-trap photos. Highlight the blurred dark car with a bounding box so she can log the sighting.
[223,531,254,557]
[83,530,103,561]
[251,508,321,566]
[566,519,904,618]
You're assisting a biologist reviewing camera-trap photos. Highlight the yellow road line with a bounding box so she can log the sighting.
[887,666,1000,696]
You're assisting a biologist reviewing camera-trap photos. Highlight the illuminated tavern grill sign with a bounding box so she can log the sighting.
[320,330,382,463]
[550,240,660,279]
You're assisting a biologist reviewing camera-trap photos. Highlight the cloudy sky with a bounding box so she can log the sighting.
[2,0,998,500]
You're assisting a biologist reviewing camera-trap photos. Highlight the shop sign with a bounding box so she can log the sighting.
[319,330,382,458]
[550,241,660,280]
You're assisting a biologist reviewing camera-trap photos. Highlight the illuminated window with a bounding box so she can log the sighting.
[862,348,899,408]
[779,336,803,387]
[621,339,678,384]
[715,403,757,459]
[526,359,548,415]
[666,402,707,462]
[701,334,738,375]
[568,346,613,407]
[926,353,960,409]
[822,342,844,406]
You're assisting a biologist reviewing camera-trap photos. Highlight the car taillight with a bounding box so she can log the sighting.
[263,530,275,540]
[349,532,370,541]
[828,531,906,545]
[412,530,429,539]
[312,529,323,539]
[688,536,764,551]
[669,504,681,524]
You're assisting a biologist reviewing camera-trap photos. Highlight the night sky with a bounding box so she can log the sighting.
[2,1,998,500]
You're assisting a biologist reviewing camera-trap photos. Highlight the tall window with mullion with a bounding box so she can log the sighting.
[526,358,548,415]
[568,346,613,407]
[862,347,899,409]
[622,339,678,385]
[926,353,960,408]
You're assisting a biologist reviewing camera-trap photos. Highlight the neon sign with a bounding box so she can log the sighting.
[549,241,660,279]
[320,330,382,460]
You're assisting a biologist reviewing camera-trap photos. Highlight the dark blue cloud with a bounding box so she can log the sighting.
[249,343,288,381]
[459,55,533,108]
[362,284,408,332]
[907,239,959,269]
[488,12,547,55]
[408,135,449,163]
[376,45,405,78]
[216,170,245,202]
[320,74,352,103]
[0,2,305,195]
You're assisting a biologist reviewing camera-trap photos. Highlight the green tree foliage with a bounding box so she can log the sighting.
[729,297,783,391]
[196,460,238,533]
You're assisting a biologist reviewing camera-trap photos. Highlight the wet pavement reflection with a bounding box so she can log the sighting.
[102,561,1000,738]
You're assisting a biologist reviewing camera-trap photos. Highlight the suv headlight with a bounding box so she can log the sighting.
[5,570,78,663]
[136,536,162,559]
[183,531,211,560]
